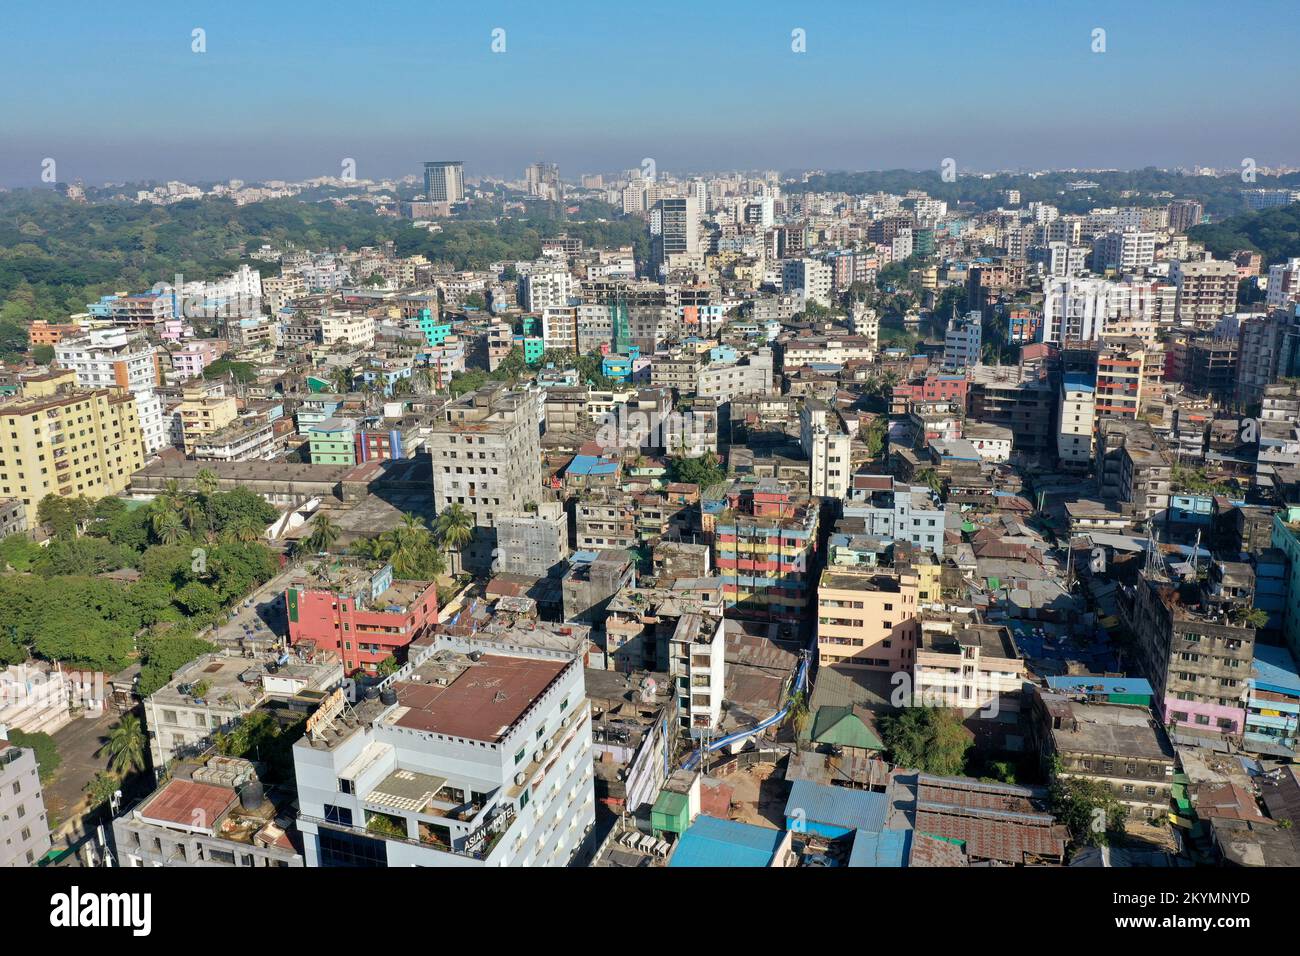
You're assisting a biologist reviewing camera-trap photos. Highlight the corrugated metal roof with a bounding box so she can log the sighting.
[847,828,909,867]
[784,779,889,833]
[668,816,783,867]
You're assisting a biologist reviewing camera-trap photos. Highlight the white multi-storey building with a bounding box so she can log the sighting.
[942,312,983,369]
[293,628,595,867]
[800,399,851,500]
[1091,230,1157,273]
[1058,372,1096,467]
[320,311,375,349]
[519,265,573,312]
[780,258,833,308]
[1042,276,1174,344]
[54,327,167,455]
[1266,258,1300,311]
[668,614,725,734]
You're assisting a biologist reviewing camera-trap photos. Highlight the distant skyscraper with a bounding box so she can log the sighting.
[423,161,464,204]
[650,196,700,276]
[525,162,560,200]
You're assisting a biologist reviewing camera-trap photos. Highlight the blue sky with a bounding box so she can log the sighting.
[0,0,1297,186]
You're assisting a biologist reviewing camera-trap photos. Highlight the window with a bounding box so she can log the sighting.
[323,804,353,826]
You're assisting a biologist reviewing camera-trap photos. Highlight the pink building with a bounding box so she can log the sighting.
[172,340,223,381]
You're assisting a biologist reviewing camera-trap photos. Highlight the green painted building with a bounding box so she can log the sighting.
[309,416,357,465]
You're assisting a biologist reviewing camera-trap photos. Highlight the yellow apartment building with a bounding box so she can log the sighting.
[816,567,919,671]
[177,381,238,454]
[0,368,145,526]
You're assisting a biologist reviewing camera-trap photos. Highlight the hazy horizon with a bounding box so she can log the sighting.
[2,1,1298,188]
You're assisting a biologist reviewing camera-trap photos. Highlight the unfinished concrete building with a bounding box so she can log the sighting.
[494,501,569,578]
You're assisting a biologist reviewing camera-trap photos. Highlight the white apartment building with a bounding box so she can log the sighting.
[914,621,1025,715]
[192,418,278,463]
[1170,258,1239,326]
[781,258,833,308]
[1266,258,1300,311]
[0,735,52,867]
[1058,373,1096,467]
[293,629,595,867]
[320,311,375,349]
[54,327,167,455]
[943,313,983,369]
[519,266,574,313]
[801,399,852,500]
[695,350,774,404]
[1042,276,1175,344]
[668,614,726,734]
[1029,241,1090,278]
[1091,230,1157,273]
[540,307,579,353]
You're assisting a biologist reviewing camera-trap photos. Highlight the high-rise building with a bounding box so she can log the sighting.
[708,481,820,625]
[1090,230,1156,273]
[780,258,832,308]
[650,197,700,276]
[0,369,145,527]
[423,161,465,204]
[1266,258,1300,311]
[1167,199,1204,233]
[800,399,851,500]
[292,626,595,867]
[524,162,560,200]
[1170,258,1239,327]
[55,327,167,455]
[429,384,544,572]
[1057,372,1096,468]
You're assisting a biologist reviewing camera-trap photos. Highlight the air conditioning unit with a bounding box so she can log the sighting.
[514,772,526,787]
[560,715,570,727]
[534,750,544,764]
[543,739,553,752]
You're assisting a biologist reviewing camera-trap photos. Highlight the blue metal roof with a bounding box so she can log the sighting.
[668,816,784,868]
[784,779,889,833]
[847,828,909,867]
[1047,676,1154,697]
[1251,645,1300,696]
[1062,372,1095,392]
[567,454,618,477]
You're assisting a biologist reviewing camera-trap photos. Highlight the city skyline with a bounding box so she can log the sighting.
[2,1,1298,187]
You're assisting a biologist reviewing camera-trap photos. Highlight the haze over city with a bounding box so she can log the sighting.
[2,0,1298,186]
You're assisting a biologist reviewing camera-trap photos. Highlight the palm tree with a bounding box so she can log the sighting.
[434,504,475,575]
[786,690,812,739]
[225,514,263,544]
[331,365,354,394]
[100,714,146,776]
[915,468,944,497]
[179,497,205,536]
[195,468,219,498]
[150,506,184,545]
[305,514,341,554]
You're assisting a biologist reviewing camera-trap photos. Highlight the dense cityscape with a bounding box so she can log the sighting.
[3,13,1300,934]
[2,152,1299,881]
